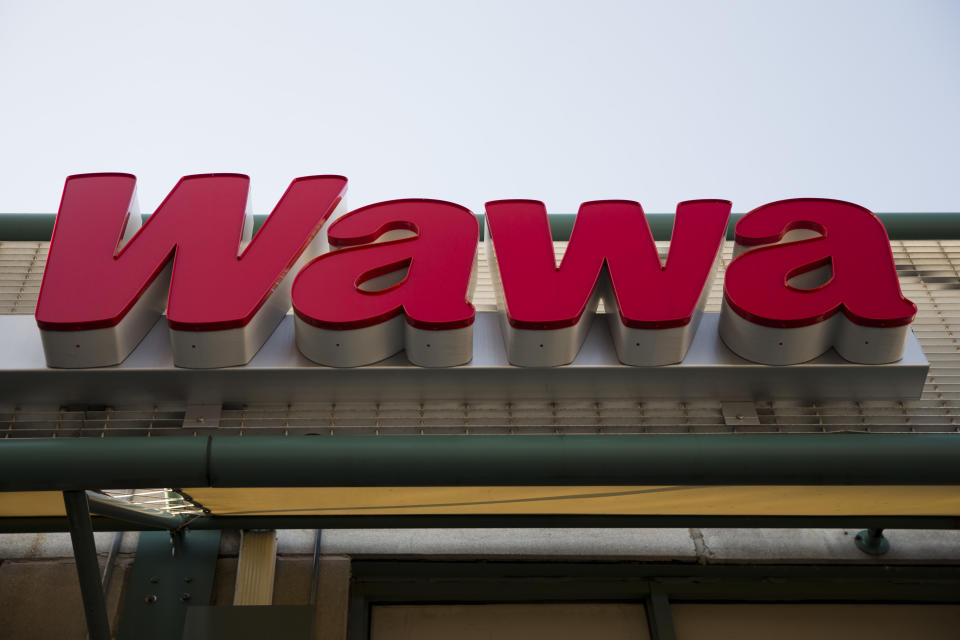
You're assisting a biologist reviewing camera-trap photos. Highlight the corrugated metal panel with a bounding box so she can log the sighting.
[0,240,957,437]
[99,488,204,516]
[0,241,44,314]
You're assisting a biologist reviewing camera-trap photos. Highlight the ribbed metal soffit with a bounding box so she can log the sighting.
[1,240,958,437]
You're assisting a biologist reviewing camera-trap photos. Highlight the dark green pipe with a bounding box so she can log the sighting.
[0,213,57,240]
[869,212,960,240]
[2,434,960,492]
[208,434,960,487]
[3,212,958,241]
[0,437,209,491]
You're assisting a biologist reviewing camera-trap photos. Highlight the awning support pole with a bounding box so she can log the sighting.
[63,490,112,640]
[310,529,323,606]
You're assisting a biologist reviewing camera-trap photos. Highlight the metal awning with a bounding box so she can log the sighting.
[1,434,958,530]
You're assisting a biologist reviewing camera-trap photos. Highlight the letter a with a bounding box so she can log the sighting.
[720,198,916,364]
[292,199,478,367]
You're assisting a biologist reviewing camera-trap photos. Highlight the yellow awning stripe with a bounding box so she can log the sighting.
[3,485,958,519]
[184,485,960,517]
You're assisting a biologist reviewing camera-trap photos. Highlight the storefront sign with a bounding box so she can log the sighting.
[35,173,916,370]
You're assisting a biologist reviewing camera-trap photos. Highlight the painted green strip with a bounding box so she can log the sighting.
[2,212,958,241]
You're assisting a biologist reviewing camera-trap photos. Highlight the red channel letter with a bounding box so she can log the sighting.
[723,198,916,328]
[292,199,478,330]
[36,173,347,332]
[485,199,731,329]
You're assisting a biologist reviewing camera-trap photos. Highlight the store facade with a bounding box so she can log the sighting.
[0,180,958,639]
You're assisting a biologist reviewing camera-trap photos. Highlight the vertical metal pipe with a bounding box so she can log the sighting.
[63,490,111,640]
[310,529,323,606]
[101,531,123,596]
[103,490,134,597]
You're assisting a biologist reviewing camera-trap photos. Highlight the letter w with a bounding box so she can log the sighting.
[485,199,730,366]
[36,173,347,368]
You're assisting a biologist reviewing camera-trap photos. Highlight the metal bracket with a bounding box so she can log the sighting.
[855,528,890,555]
[721,402,761,428]
[117,529,221,640]
[183,404,222,432]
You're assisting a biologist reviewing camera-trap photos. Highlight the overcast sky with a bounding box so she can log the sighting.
[0,0,957,215]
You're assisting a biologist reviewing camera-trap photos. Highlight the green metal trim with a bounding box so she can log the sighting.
[117,530,221,640]
[350,560,960,602]
[347,561,960,639]
[3,212,959,241]
[2,434,960,492]
[1,513,958,534]
[352,560,960,581]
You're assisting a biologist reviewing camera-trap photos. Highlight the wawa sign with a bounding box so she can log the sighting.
[35,173,917,370]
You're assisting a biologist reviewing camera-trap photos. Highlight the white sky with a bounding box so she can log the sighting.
[0,0,957,215]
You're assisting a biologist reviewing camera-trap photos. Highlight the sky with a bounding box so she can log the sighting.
[0,0,958,215]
